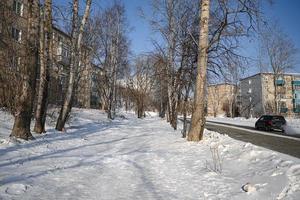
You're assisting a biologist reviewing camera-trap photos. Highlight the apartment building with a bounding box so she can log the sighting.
[239,73,300,118]
[0,0,97,108]
[50,27,94,108]
[207,83,237,117]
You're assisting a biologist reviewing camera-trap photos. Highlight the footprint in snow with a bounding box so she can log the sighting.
[5,183,29,195]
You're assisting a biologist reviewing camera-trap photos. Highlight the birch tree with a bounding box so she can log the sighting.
[187,0,261,141]
[188,0,210,141]
[149,0,198,130]
[91,3,129,119]
[34,0,52,133]
[56,0,92,131]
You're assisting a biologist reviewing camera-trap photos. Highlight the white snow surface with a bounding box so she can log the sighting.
[207,117,300,135]
[0,109,300,200]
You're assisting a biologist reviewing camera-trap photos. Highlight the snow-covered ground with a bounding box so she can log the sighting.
[207,116,300,135]
[0,109,300,200]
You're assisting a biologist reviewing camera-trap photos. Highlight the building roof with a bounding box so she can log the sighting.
[52,26,71,39]
[208,83,236,87]
[240,72,300,81]
[52,26,92,51]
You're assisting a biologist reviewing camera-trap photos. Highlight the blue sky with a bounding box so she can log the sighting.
[262,0,300,73]
[123,0,300,73]
[55,0,300,73]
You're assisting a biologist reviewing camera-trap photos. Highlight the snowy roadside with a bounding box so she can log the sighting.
[0,109,299,200]
[207,116,300,135]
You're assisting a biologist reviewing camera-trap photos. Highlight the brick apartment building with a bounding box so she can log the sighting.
[0,0,98,108]
[239,73,300,118]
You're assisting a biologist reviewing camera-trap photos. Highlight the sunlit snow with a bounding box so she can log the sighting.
[0,109,299,199]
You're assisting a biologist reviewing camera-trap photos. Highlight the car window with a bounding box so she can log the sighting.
[262,116,272,120]
[273,116,285,121]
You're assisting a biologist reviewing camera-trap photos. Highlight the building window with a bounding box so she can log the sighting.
[62,46,69,58]
[12,27,21,41]
[13,0,23,16]
[11,56,21,69]
[58,36,62,44]
[60,76,66,86]
[249,97,252,102]
[248,88,252,93]
[279,101,287,111]
[249,80,252,84]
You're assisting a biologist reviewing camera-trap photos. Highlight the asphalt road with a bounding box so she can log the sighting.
[205,121,300,159]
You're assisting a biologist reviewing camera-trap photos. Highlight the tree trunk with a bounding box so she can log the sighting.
[34,0,52,133]
[166,0,177,129]
[273,76,279,114]
[187,0,210,142]
[182,84,191,138]
[10,0,39,140]
[107,86,114,119]
[56,0,92,131]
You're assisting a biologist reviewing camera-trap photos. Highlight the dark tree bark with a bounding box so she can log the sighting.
[10,0,39,140]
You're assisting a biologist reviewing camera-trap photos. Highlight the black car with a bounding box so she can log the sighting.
[255,115,286,132]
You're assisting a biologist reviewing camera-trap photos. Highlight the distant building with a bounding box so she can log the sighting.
[207,83,237,117]
[239,73,300,118]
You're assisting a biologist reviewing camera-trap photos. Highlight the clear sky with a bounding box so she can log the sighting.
[55,0,300,73]
[262,0,300,73]
[122,0,300,74]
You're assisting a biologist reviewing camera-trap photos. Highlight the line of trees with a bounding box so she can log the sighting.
[145,0,263,141]
[1,0,295,143]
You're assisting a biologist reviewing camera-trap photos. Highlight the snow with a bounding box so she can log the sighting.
[207,116,300,135]
[0,109,300,200]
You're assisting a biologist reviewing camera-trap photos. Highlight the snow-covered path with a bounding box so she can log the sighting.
[0,109,300,200]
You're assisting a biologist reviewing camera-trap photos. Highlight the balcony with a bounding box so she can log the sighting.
[280,107,288,113]
[294,108,300,113]
[57,44,70,66]
[292,80,300,86]
[293,98,300,104]
[276,79,285,86]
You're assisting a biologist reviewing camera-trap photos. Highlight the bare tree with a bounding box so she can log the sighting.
[188,0,261,141]
[10,0,40,140]
[90,3,130,119]
[34,0,52,133]
[149,0,198,130]
[56,0,92,131]
[260,23,297,114]
[127,56,155,118]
